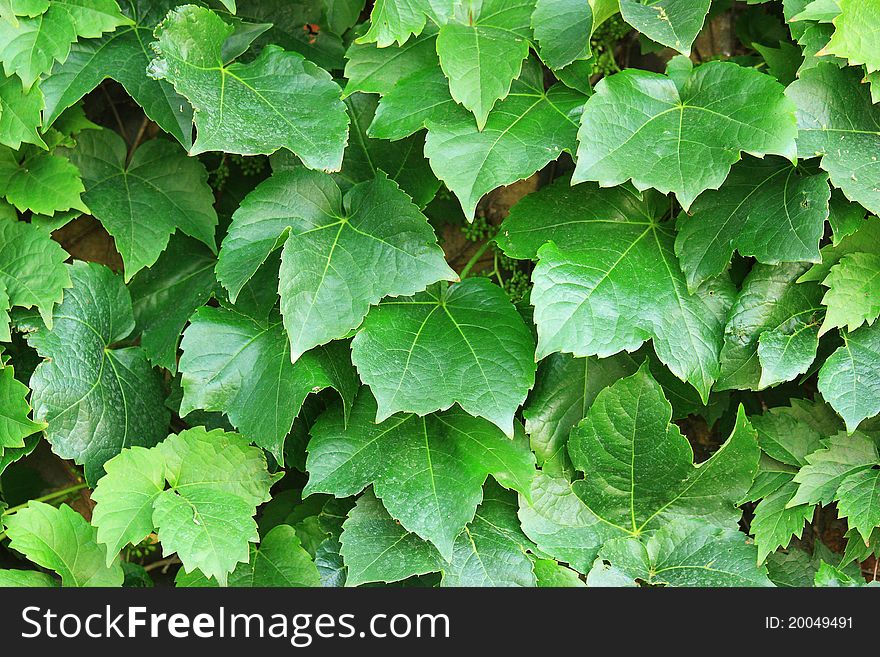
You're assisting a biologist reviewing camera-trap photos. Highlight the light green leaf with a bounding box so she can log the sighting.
[619,0,711,55]
[22,262,169,483]
[0,72,44,149]
[573,57,798,210]
[836,468,880,543]
[351,278,536,436]
[598,518,773,586]
[569,366,760,535]
[824,0,880,72]
[750,398,842,468]
[425,58,587,219]
[3,502,123,586]
[305,389,535,558]
[0,365,45,448]
[818,322,880,431]
[69,129,217,280]
[789,430,878,507]
[148,5,348,169]
[750,481,815,563]
[359,0,454,47]
[0,147,89,216]
[179,303,358,462]
[217,168,455,362]
[786,62,880,215]
[820,252,880,334]
[675,156,830,292]
[0,569,57,586]
[531,0,592,70]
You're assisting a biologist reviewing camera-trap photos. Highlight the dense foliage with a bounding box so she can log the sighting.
[0,0,879,588]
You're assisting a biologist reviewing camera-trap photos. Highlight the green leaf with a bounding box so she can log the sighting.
[573,57,798,210]
[0,72,45,149]
[344,28,439,97]
[597,518,773,586]
[351,278,536,435]
[305,389,535,558]
[217,168,455,362]
[176,525,321,587]
[800,216,880,284]
[517,470,621,573]
[786,62,880,215]
[69,129,217,280]
[178,303,359,462]
[128,235,217,373]
[789,430,878,506]
[750,481,815,563]
[148,4,348,169]
[674,156,830,292]
[569,365,760,535]
[820,252,880,334]
[533,558,586,587]
[0,0,130,89]
[750,398,842,468]
[359,0,454,47]
[41,0,195,149]
[0,364,44,448]
[436,0,533,129]
[618,0,711,55]
[22,262,169,483]
[424,59,587,219]
[717,262,824,390]
[815,561,879,586]
[526,178,734,401]
[0,216,69,336]
[0,569,57,586]
[3,502,123,586]
[0,147,89,216]
[818,322,880,431]
[823,0,880,73]
[836,468,880,543]
[531,0,592,70]
[524,352,640,472]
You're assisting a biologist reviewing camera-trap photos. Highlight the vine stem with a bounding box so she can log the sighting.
[459,240,493,279]
[0,482,89,519]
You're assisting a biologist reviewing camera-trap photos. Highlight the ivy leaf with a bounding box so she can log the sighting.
[530,0,593,70]
[823,0,880,73]
[360,0,454,47]
[148,4,348,170]
[818,322,880,431]
[436,0,533,129]
[128,235,217,373]
[569,365,760,535]
[3,502,123,586]
[178,303,359,462]
[836,468,880,544]
[22,262,169,483]
[789,431,879,507]
[0,570,57,587]
[0,0,130,89]
[351,278,537,436]
[176,525,321,587]
[674,156,830,292]
[0,365,44,448]
[573,57,798,210]
[525,178,734,401]
[517,470,621,573]
[800,216,880,284]
[0,72,45,149]
[619,0,710,56]
[750,398,842,468]
[523,352,640,472]
[217,169,455,363]
[343,28,439,97]
[786,62,880,215]
[717,263,824,391]
[69,129,217,280]
[0,216,69,337]
[424,59,587,219]
[305,389,535,558]
[820,252,880,334]
[41,0,195,149]
[815,561,880,587]
[0,147,88,216]
[597,518,773,586]
[750,481,815,563]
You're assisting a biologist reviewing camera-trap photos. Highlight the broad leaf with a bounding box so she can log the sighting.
[789,430,878,506]
[820,252,880,334]
[0,364,44,448]
[0,72,44,149]
[836,468,880,543]
[305,389,535,558]
[619,0,711,55]
[216,168,455,362]
[823,0,880,72]
[148,5,348,170]
[818,322,880,431]
[22,261,168,483]
[750,481,815,563]
[573,57,798,210]
[531,0,592,70]
[3,502,123,586]
[0,147,88,216]
[69,129,217,280]
[360,0,454,47]
[350,278,536,436]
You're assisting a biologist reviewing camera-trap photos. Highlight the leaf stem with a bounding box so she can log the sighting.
[460,240,493,279]
[0,482,89,519]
